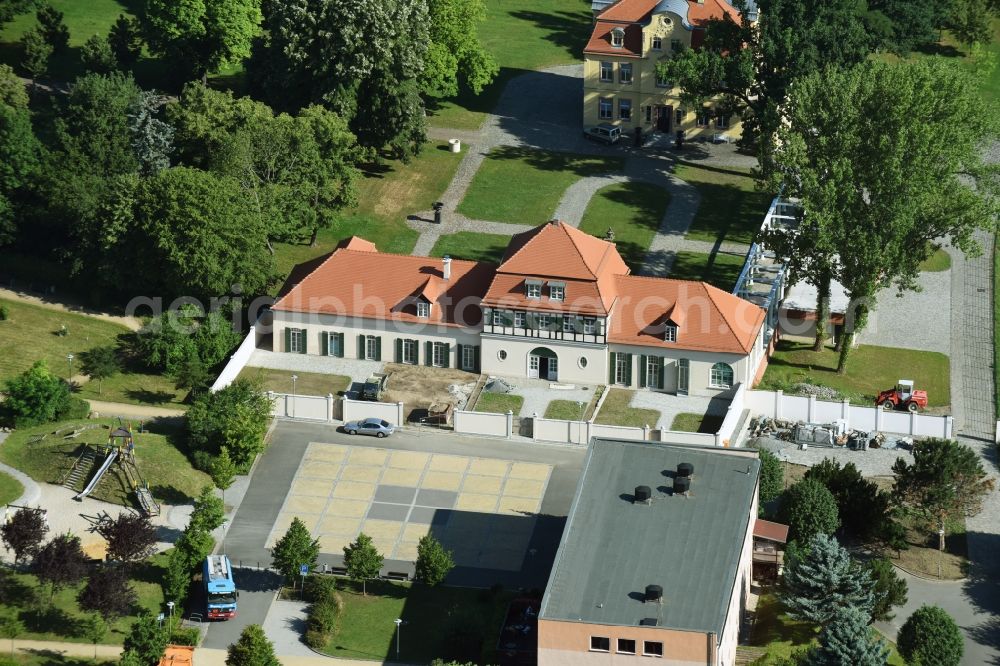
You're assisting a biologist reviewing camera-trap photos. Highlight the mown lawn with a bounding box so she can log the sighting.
[544,399,587,420]
[0,554,167,645]
[273,143,462,281]
[0,470,24,505]
[0,298,187,407]
[429,232,511,264]
[669,251,746,291]
[675,163,772,246]
[670,412,723,434]
[474,392,524,415]
[759,341,951,407]
[748,593,906,665]
[578,181,670,269]
[458,147,624,225]
[237,367,350,397]
[425,0,593,130]
[321,579,514,664]
[0,419,211,507]
[594,389,659,428]
[996,244,1000,415]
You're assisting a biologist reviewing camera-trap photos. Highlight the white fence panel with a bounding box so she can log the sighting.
[881,411,912,435]
[781,395,810,420]
[342,397,404,426]
[269,392,331,421]
[716,383,746,445]
[656,430,717,446]
[533,418,573,444]
[210,326,257,392]
[848,406,878,431]
[813,400,846,423]
[454,410,508,438]
[745,390,778,416]
[590,423,646,442]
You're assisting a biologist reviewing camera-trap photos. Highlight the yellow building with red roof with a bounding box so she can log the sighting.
[271,221,766,396]
[583,0,750,142]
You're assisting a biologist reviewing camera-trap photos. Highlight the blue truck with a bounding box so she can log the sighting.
[203,555,238,620]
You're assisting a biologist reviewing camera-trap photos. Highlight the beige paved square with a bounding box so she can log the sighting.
[467,458,509,477]
[324,499,368,518]
[394,541,420,561]
[290,478,332,497]
[455,492,500,512]
[380,467,423,486]
[285,495,330,514]
[428,454,469,473]
[400,523,430,542]
[317,515,362,535]
[349,447,389,466]
[502,478,546,499]
[300,461,343,479]
[332,481,376,501]
[498,496,541,515]
[306,443,349,462]
[388,450,430,469]
[462,474,504,494]
[274,512,319,534]
[362,519,404,541]
[421,471,463,491]
[340,465,383,483]
[318,533,352,553]
[509,462,551,480]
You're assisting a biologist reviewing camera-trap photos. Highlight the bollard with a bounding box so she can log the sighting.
[432,201,444,224]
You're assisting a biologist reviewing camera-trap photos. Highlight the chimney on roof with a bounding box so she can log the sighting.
[443,255,452,281]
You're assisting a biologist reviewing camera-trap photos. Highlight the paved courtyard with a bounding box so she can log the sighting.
[268,442,552,572]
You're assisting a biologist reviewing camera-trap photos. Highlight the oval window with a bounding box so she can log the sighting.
[498,350,508,361]
[578,357,588,369]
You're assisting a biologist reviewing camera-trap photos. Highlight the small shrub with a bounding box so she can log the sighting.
[0,305,8,321]
[303,574,338,603]
[169,626,200,646]
[305,593,342,649]
[62,397,91,420]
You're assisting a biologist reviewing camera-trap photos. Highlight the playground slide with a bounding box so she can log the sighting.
[73,449,118,501]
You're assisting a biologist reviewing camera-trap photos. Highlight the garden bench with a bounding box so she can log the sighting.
[385,571,410,581]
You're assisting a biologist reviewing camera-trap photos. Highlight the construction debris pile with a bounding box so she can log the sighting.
[749,416,913,451]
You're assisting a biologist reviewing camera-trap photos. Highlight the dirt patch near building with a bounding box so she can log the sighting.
[381,363,480,412]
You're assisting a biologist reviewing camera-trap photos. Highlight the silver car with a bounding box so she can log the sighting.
[343,418,395,438]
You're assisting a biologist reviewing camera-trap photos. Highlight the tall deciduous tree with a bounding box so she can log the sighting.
[210,447,237,503]
[81,34,118,74]
[767,59,998,373]
[422,0,497,97]
[79,346,121,395]
[81,614,108,660]
[271,517,320,582]
[0,102,41,245]
[758,448,783,507]
[165,83,272,168]
[0,64,29,109]
[189,486,225,533]
[803,605,889,666]
[226,624,280,666]
[780,533,874,624]
[97,512,157,565]
[893,438,994,551]
[186,377,271,470]
[32,533,88,600]
[777,478,839,543]
[343,532,383,595]
[897,605,963,666]
[142,0,262,83]
[122,613,169,666]
[947,0,995,46]
[804,458,891,539]
[415,534,454,586]
[78,566,138,620]
[20,28,51,85]
[3,360,72,427]
[1,507,48,566]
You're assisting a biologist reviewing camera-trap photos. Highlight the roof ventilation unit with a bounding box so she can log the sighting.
[634,485,651,504]
[673,476,691,495]
[677,462,694,478]
[644,584,663,603]
[639,617,659,626]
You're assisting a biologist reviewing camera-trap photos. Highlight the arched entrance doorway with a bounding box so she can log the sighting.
[528,347,558,381]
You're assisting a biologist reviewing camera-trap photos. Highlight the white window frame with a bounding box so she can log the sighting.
[599,61,613,82]
[619,98,632,121]
[402,339,417,364]
[550,285,564,301]
[432,342,448,368]
[364,335,377,360]
[583,318,597,335]
[514,311,526,328]
[643,640,663,657]
[598,97,613,120]
[615,354,629,385]
[610,29,624,48]
[664,324,677,342]
[492,310,502,326]
[563,318,574,333]
[715,112,730,129]
[526,282,542,299]
[647,356,659,388]
[619,63,632,84]
[675,108,683,125]
[462,345,476,371]
[327,332,341,357]
[710,362,734,388]
[651,36,662,50]
[288,328,304,353]
[416,301,430,318]
[697,108,711,127]
[617,638,636,654]
[537,314,550,330]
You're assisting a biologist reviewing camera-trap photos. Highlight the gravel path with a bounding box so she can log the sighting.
[0,286,143,331]
[857,264,952,353]
[629,391,721,430]
[513,384,595,418]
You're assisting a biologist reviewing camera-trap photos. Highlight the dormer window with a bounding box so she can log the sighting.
[526,280,542,299]
[549,283,565,301]
[611,28,624,48]
[417,302,430,318]
[664,324,677,342]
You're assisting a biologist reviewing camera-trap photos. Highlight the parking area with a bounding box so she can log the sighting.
[268,442,551,571]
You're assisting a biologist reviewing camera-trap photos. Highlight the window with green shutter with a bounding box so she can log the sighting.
[321,331,329,355]
[395,338,403,363]
[639,355,648,388]
[358,334,365,359]
[334,332,344,357]
[425,341,433,366]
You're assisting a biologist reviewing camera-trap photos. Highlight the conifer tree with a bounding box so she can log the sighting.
[780,533,874,624]
[804,605,889,666]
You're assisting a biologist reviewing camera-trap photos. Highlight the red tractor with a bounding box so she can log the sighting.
[875,380,928,413]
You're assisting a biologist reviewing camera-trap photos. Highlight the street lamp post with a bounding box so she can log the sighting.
[66,354,74,381]
[291,374,298,418]
[166,601,175,632]
[394,618,403,659]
